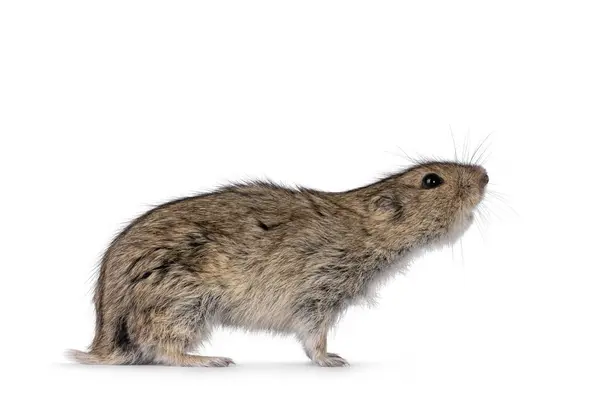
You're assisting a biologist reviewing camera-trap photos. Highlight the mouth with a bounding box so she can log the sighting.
[466,212,475,223]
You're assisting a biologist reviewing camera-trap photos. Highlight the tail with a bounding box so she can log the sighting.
[73,253,140,365]
[69,255,119,365]
[65,349,127,365]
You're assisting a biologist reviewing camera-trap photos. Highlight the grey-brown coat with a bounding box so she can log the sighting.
[68,161,488,367]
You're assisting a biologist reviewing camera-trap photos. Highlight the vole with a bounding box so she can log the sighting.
[68,160,489,367]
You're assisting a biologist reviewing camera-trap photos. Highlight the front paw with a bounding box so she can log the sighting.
[313,353,349,367]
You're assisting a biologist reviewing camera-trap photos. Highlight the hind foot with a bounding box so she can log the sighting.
[156,352,235,367]
[192,356,235,367]
[313,352,349,367]
[301,330,350,367]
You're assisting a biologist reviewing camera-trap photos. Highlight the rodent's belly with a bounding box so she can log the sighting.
[214,263,307,331]
[210,256,364,332]
[216,289,302,333]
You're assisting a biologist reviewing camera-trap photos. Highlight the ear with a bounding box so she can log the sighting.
[369,193,403,216]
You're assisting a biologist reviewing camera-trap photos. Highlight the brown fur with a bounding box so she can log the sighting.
[68,161,488,367]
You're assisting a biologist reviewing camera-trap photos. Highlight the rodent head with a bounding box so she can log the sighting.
[368,161,488,248]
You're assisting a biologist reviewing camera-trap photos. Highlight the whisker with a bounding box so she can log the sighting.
[474,206,490,228]
[469,131,494,165]
[479,205,493,226]
[451,240,456,263]
[473,212,486,239]
[449,125,459,162]
[459,236,465,267]
[473,139,493,166]
[396,147,419,164]
[461,131,471,164]
[479,200,505,221]
[478,147,494,166]
[485,190,511,202]
[475,140,493,166]
[487,197,518,218]
[484,189,519,217]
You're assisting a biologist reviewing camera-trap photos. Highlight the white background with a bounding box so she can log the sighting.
[1,1,599,399]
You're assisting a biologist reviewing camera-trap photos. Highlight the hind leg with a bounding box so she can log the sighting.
[299,327,349,367]
[153,343,234,367]
[129,301,235,367]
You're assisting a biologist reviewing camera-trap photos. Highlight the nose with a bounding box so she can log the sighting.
[479,171,489,189]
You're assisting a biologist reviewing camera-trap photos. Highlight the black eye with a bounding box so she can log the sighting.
[421,173,444,189]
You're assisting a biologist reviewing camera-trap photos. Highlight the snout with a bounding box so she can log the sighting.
[470,165,489,191]
[480,171,489,189]
[478,169,489,191]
